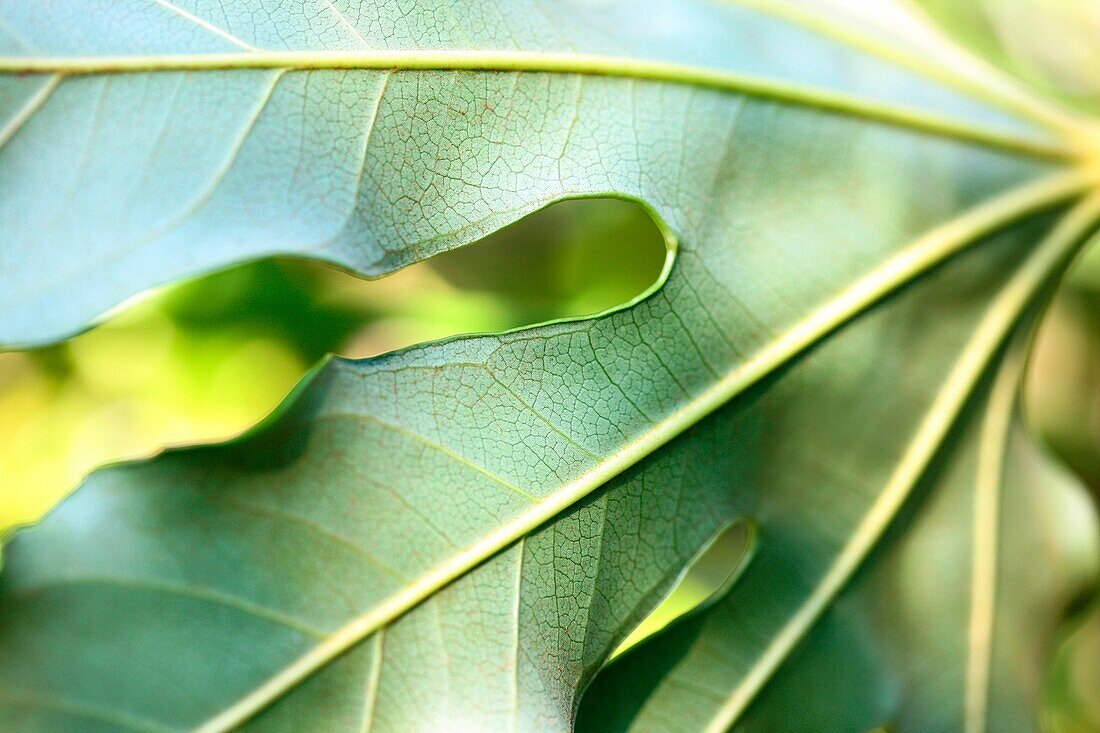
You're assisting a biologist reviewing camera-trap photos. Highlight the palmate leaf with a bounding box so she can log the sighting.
[0,1,1098,732]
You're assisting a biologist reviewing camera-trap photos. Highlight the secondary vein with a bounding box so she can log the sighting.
[148,0,257,52]
[720,0,1090,144]
[0,689,175,733]
[964,315,1020,733]
[0,74,60,150]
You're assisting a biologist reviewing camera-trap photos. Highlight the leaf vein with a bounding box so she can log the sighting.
[193,169,1092,733]
[0,50,1073,160]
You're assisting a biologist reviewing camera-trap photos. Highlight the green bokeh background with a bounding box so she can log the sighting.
[0,199,667,528]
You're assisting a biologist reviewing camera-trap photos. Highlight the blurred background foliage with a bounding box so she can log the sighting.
[1027,242,1100,733]
[0,198,667,531]
[915,0,1100,113]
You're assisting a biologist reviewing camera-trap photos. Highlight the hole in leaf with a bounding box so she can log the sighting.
[337,197,671,358]
[0,198,668,530]
[612,519,756,659]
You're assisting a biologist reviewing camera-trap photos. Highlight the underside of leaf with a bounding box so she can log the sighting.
[1,1,1098,732]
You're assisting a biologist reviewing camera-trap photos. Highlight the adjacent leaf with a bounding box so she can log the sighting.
[1,1,1098,732]
[581,316,1099,732]
[914,0,1100,112]
[1046,600,1100,733]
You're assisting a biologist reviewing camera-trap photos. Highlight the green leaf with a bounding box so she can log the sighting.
[580,315,1099,732]
[0,1,1098,732]
[0,0,1079,347]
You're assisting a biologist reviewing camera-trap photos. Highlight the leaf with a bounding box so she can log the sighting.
[580,315,1100,732]
[0,0,1080,348]
[0,1,1098,732]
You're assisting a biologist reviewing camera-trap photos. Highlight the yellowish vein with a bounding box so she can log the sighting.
[0,50,1073,160]
[193,168,1095,733]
